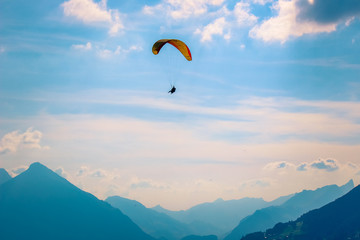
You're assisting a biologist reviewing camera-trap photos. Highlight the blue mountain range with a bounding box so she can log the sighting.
[0,162,155,240]
[0,162,356,240]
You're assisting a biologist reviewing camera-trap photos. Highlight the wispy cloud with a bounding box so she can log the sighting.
[143,0,225,20]
[6,91,360,144]
[72,42,92,50]
[96,44,143,58]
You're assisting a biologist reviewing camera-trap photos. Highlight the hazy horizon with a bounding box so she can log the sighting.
[1,0,360,210]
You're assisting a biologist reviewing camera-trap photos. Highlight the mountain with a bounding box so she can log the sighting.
[152,195,293,236]
[241,184,360,240]
[225,180,354,240]
[106,196,194,240]
[0,168,12,185]
[0,162,155,240]
[181,235,218,240]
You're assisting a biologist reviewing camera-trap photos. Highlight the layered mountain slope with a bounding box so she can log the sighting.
[242,184,360,240]
[106,196,194,240]
[152,195,293,236]
[225,180,354,240]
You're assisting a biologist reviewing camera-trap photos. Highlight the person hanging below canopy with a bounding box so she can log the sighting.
[168,86,176,94]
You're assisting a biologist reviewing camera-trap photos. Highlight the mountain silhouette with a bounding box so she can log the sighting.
[225,180,354,240]
[0,168,11,185]
[242,184,360,240]
[0,162,155,240]
[106,196,194,240]
[152,195,293,237]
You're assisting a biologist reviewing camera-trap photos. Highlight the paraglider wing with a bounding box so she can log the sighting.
[152,39,192,61]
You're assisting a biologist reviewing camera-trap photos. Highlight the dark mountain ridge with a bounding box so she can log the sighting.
[242,184,360,240]
[225,180,354,240]
[0,162,155,240]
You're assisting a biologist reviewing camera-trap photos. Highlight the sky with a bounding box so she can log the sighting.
[1,0,360,210]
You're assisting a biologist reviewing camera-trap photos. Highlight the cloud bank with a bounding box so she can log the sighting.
[143,0,360,43]
[264,158,353,172]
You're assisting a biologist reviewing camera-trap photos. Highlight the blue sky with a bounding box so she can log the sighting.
[1,0,360,210]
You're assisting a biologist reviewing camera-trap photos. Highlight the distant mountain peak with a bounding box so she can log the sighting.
[214,198,224,203]
[28,162,47,171]
[0,168,10,177]
[152,204,167,211]
[0,162,155,240]
[344,179,354,188]
[25,162,60,179]
[0,168,12,185]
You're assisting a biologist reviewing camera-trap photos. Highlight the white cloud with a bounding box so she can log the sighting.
[239,178,272,190]
[77,166,89,176]
[91,169,106,178]
[55,167,69,178]
[130,177,167,190]
[249,0,337,43]
[234,2,258,26]
[114,45,143,54]
[72,42,92,50]
[264,161,296,171]
[143,0,225,19]
[195,17,229,42]
[97,44,142,58]
[97,49,113,58]
[11,166,28,176]
[0,128,48,154]
[0,46,5,54]
[251,0,274,5]
[62,0,124,35]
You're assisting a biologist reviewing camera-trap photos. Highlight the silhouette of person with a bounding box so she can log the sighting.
[168,86,176,94]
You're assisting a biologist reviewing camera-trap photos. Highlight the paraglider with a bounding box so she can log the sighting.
[152,39,192,94]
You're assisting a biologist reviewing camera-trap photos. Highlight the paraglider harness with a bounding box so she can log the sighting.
[168,86,176,94]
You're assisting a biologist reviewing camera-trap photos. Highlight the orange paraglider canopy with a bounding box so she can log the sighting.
[152,39,192,61]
